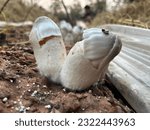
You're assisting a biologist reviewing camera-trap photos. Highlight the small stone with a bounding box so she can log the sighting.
[97,96,101,99]
[82,108,85,111]
[19,106,26,113]
[28,89,31,92]
[26,107,30,111]
[63,88,66,92]
[44,92,47,95]
[10,79,13,83]
[88,90,92,94]
[44,92,50,95]
[2,97,8,103]
[17,99,21,102]
[43,85,47,88]
[31,90,37,97]
[13,101,17,104]
[19,101,23,105]
[15,107,19,111]
[45,105,51,109]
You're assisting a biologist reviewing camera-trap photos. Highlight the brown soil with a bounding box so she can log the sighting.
[0,25,134,113]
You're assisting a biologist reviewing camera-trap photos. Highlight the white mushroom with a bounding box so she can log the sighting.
[59,20,74,46]
[29,16,66,83]
[29,16,122,91]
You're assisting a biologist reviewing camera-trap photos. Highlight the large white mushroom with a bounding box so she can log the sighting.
[29,16,122,91]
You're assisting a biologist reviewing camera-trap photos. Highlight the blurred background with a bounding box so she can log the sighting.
[0,0,149,28]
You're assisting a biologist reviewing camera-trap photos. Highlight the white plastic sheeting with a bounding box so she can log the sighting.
[103,24,150,112]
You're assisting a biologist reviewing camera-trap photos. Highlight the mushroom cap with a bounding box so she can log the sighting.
[32,16,61,42]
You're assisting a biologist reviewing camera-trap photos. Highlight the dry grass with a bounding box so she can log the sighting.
[91,0,150,28]
[0,0,56,22]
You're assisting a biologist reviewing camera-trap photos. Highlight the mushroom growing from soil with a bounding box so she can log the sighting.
[29,16,122,91]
